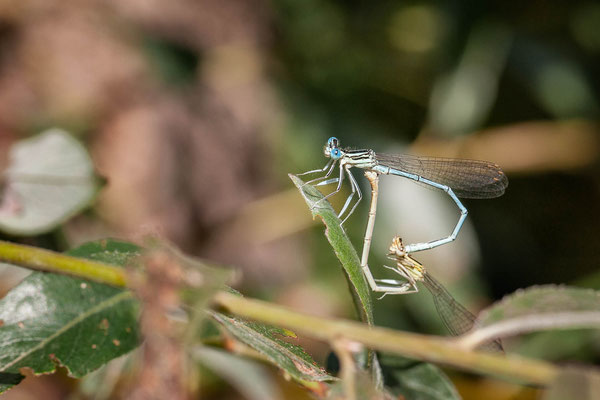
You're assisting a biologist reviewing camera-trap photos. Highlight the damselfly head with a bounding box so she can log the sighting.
[388,236,406,257]
[327,137,339,148]
[324,137,343,159]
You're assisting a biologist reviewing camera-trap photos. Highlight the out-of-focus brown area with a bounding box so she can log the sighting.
[414,120,600,173]
[0,0,599,399]
[0,0,309,291]
[127,249,187,400]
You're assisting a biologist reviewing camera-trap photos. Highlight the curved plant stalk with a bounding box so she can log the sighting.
[213,290,559,386]
[0,240,128,286]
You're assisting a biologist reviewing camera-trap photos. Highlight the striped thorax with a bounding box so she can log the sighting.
[325,137,377,169]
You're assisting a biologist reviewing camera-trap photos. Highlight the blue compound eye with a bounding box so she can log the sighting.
[330,148,342,160]
[327,137,339,148]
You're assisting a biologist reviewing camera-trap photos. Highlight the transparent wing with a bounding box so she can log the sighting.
[423,273,503,352]
[375,153,508,199]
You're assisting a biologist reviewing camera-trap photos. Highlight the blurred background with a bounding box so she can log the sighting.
[0,0,599,398]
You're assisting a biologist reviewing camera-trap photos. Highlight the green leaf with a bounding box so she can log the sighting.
[0,239,141,393]
[0,128,98,235]
[488,285,600,332]
[289,174,382,384]
[482,285,600,321]
[210,310,335,384]
[379,354,462,400]
[460,285,600,348]
[289,174,373,326]
[515,329,599,361]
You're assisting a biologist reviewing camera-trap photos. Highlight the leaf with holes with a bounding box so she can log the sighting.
[0,239,141,393]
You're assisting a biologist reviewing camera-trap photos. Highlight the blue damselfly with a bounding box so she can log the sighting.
[300,137,507,294]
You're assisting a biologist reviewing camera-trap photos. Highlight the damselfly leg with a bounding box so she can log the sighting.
[297,137,507,299]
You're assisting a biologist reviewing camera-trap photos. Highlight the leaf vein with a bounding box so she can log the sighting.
[0,290,133,372]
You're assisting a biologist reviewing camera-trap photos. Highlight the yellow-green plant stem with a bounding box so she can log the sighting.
[213,291,559,387]
[0,239,561,386]
[0,240,127,287]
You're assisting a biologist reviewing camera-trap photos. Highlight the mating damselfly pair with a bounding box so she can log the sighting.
[299,137,507,348]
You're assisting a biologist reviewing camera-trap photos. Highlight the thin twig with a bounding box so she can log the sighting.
[213,291,559,386]
[458,312,600,350]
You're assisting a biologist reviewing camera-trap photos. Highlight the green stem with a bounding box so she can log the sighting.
[0,239,561,386]
[0,240,127,287]
[213,291,559,386]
